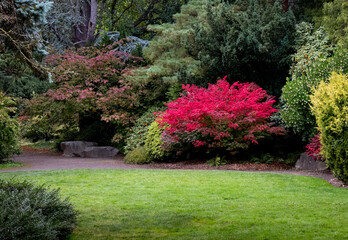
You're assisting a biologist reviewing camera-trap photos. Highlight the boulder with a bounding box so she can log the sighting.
[81,146,119,158]
[295,153,328,171]
[61,141,97,157]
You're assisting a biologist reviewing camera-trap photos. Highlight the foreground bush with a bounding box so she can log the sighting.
[310,73,348,183]
[0,92,21,161]
[155,77,285,158]
[0,179,77,240]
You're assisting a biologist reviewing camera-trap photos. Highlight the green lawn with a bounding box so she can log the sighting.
[1,169,347,240]
[0,161,22,169]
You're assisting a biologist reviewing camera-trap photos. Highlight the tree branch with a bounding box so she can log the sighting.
[0,27,48,79]
[133,0,160,28]
[112,0,135,28]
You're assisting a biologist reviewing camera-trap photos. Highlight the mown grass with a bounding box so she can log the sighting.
[0,161,23,169]
[1,169,347,240]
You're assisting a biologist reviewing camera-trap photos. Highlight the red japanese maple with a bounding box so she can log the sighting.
[156,77,285,153]
[306,134,324,161]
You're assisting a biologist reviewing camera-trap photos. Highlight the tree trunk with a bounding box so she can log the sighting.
[87,0,98,44]
[281,0,289,12]
[72,0,98,47]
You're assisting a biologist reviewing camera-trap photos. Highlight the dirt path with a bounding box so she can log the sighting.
[1,150,346,188]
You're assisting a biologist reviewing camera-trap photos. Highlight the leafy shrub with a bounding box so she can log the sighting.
[124,147,151,164]
[124,106,165,154]
[310,72,348,183]
[207,156,227,167]
[155,77,285,157]
[305,134,324,161]
[280,40,348,141]
[0,179,77,240]
[22,43,144,146]
[144,121,166,161]
[0,93,21,161]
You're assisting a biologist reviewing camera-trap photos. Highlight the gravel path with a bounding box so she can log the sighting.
[1,151,346,188]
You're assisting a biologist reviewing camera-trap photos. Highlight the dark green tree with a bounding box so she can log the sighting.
[194,0,296,96]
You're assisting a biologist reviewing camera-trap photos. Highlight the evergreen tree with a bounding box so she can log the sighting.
[0,0,52,79]
[316,0,348,49]
[195,0,296,95]
[130,0,211,86]
[131,0,296,97]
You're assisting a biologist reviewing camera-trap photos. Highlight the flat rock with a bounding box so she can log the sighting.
[61,141,97,157]
[81,146,119,158]
[295,153,328,171]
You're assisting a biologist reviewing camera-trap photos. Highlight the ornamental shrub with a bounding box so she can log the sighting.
[155,77,285,157]
[124,147,151,164]
[310,72,348,183]
[22,43,145,147]
[0,179,78,240]
[280,40,348,141]
[305,134,324,161]
[0,92,21,161]
[144,121,166,161]
[124,106,165,154]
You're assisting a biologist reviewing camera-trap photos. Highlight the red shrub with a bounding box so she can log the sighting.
[156,77,285,154]
[306,134,324,161]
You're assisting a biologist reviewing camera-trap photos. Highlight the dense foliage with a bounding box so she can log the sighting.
[0,93,21,161]
[0,179,77,240]
[124,106,165,154]
[0,0,52,79]
[310,73,348,183]
[0,52,51,99]
[133,0,296,96]
[305,134,324,161]
[21,43,144,146]
[316,0,348,49]
[280,23,348,141]
[195,0,296,95]
[155,77,285,158]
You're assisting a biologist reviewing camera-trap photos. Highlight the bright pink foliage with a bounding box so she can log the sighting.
[306,134,324,161]
[156,77,285,152]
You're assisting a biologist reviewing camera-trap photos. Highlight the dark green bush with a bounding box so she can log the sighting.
[0,179,78,240]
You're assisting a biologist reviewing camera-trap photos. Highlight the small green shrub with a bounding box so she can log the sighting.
[207,156,227,167]
[144,121,166,161]
[124,147,151,164]
[310,72,348,183]
[124,107,164,154]
[0,179,78,240]
[0,92,21,161]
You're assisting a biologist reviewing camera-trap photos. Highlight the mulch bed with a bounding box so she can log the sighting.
[147,159,292,171]
[20,146,60,155]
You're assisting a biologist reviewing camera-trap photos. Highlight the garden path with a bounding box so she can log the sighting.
[1,149,346,188]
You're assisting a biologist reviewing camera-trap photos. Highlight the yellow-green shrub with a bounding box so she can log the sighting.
[0,92,21,161]
[310,72,348,183]
[144,121,166,161]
